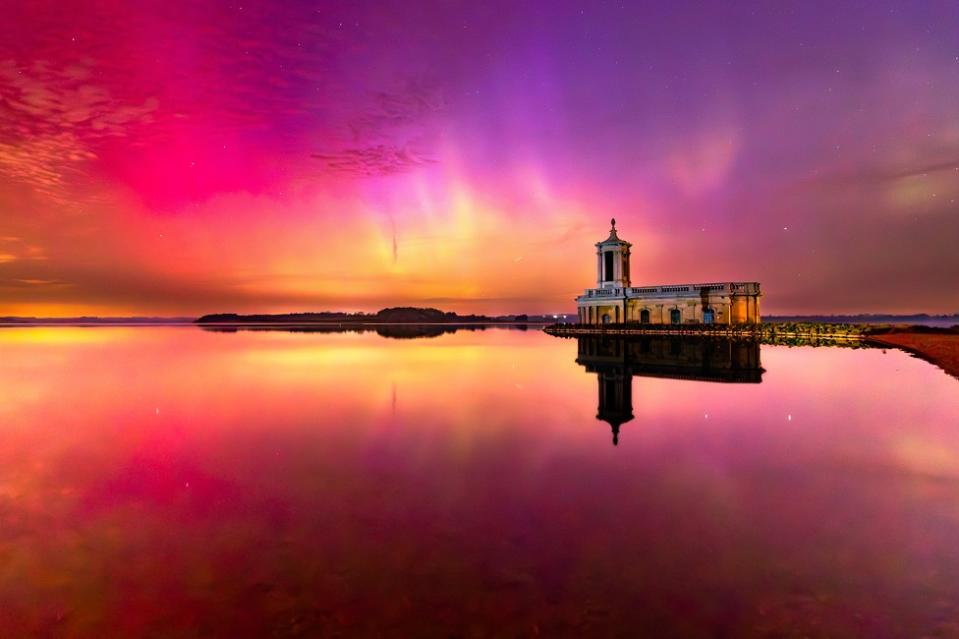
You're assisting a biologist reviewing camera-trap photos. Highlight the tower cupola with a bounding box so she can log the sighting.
[596,218,632,288]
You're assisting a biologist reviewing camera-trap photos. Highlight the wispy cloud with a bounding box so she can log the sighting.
[0,236,46,263]
[312,144,436,177]
[313,79,444,177]
[347,80,446,141]
[11,278,69,288]
[0,59,157,199]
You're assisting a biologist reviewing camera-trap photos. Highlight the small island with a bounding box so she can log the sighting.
[195,306,560,325]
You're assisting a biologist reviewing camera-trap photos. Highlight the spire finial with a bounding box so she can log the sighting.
[611,217,616,230]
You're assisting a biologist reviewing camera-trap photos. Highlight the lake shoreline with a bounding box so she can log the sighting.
[863,333,959,380]
[545,323,959,380]
[545,323,869,340]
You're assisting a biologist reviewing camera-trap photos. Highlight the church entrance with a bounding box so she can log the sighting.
[670,309,681,324]
[602,313,611,324]
[640,309,650,324]
[703,308,714,324]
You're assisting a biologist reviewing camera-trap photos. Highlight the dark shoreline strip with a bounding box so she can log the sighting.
[543,326,864,341]
[864,334,959,380]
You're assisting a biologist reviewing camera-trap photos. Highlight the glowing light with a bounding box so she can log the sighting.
[0,3,955,316]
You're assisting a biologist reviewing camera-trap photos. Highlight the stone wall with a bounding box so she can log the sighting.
[577,292,760,325]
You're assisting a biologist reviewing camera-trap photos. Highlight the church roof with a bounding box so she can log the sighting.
[596,218,631,246]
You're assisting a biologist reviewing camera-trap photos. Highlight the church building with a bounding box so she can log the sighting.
[576,219,761,325]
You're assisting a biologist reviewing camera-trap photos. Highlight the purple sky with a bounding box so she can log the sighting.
[0,0,957,315]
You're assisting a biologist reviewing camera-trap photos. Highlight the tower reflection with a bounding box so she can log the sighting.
[575,336,764,445]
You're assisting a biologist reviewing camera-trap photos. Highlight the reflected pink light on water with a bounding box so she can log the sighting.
[0,327,958,636]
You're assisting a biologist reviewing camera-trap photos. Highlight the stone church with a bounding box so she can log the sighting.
[575,219,761,325]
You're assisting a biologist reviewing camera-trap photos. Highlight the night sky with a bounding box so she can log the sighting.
[1,0,957,316]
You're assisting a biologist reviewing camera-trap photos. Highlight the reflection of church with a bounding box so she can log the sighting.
[575,335,763,445]
[576,219,761,325]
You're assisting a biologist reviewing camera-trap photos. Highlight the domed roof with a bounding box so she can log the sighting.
[596,218,631,247]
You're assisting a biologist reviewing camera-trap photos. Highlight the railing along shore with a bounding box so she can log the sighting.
[544,322,869,341]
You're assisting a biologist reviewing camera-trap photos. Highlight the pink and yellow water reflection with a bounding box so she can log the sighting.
[1,327,958,636]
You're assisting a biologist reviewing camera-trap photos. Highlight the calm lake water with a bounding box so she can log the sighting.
[2,327,958,637]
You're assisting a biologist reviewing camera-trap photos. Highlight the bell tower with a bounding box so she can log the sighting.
[595,218,631,289]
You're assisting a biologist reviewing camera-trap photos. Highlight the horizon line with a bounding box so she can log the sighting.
[2,310,958,324]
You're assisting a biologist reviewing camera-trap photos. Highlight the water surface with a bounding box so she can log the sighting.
[1,327,958,637]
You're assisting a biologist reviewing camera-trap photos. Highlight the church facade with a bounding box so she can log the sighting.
[575,219,761,325]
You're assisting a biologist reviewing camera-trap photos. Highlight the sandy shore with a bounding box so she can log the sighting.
[866,332,959,380]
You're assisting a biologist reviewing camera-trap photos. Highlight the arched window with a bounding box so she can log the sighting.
[640,309,650,324]
[670,308,681,324]
[703,308,715,324]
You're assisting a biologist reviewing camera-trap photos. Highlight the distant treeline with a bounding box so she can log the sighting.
[201,323,536,339]
[195,307,555,324]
